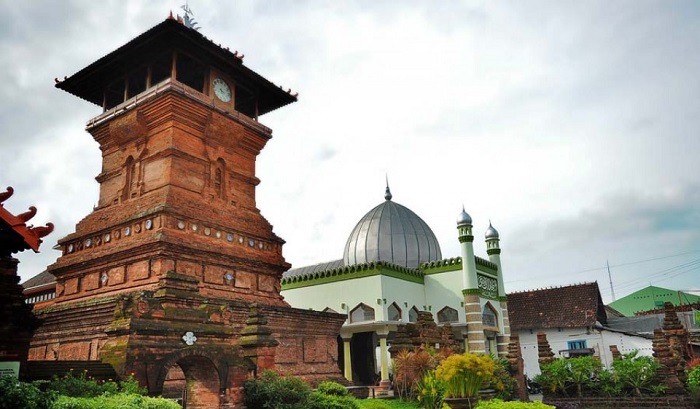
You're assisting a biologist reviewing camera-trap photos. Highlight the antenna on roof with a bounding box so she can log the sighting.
[181,2,200,31]
[607,260,616,301]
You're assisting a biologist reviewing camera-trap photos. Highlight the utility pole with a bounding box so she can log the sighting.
[607,260,616,302]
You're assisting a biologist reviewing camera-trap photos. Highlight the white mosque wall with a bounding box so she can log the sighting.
[282,274,427,322]
[282,275,385,318]
[378,275,427,321]
[423,268,465,322]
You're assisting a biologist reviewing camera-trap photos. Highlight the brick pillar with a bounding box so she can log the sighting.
[652,328,685,395]
[464,292,485,353]
[239,303,278,373]
[609,344,621,361]
[536,332,555,367]
[506,335,528,402]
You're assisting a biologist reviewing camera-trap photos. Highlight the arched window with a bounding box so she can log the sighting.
[350,303,375,323]
[408,306,419,323]
[482,303,498,328]
[214,158,226,199]
[122,156,136,201]
[437,306,459,323]
[387,302,401,321]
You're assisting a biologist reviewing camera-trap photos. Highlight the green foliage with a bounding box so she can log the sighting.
[687,364,700,400]
[475,399,555,409]
[358,399,421,409]
[489,357,517,400]
[688,364,700,389]
[307,391,360,409]
[47,370,119,398]
[610,351,659,397]
[416,370,443,409]
[567,356,601,398]
[244,370,311,409]
[0,376,56,409]
[51,394,180,409]
[316,380,350,396]
[535,358,571,396]
[538,351,661,398]
[593,369,621,397]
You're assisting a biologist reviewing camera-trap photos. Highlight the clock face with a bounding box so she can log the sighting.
[212,78,231,102]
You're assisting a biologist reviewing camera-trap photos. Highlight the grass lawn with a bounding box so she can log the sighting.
[357,398,422,409]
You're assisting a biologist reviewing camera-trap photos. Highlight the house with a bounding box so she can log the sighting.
[507,282,653,378]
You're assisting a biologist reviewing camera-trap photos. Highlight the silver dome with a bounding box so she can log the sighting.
[456,207,472,225]
[485,221,499,239]
[343,188,442,269]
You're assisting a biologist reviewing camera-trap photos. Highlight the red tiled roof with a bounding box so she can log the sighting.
[507,282,607,331]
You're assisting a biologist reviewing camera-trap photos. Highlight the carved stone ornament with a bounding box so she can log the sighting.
[182,331,197,345]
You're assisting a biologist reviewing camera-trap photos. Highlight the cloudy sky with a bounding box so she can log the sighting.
[2,1,699,304]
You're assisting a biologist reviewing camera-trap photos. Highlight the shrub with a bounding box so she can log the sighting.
[393,348,439,400]
[243,370,310,409]
[47,370,118,398]
[52,393,180,409]
[0,376,56,409]
[416,370,443,409]
[610,351,659,397]
[687,364,700,400]
[317,380,350,396]
[434,353,495,398]
[475,399,555,409]
[489,357,517,400]
[307,391,359,409]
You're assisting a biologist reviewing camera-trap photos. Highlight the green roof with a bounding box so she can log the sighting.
[608,285,700,316]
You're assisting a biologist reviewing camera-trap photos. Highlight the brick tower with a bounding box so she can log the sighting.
[28,16,344,408]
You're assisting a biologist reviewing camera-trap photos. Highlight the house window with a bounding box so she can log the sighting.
[437,307,458,323]
[408,307,419,323]
[350,303,375,323]
[388,303,401,321]
[568,340,587,350]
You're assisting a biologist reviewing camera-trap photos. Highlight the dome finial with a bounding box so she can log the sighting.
[457,205,472,225]
[485,219,499,239]
[384,175,392,201]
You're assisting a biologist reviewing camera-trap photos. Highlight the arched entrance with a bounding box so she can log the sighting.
[162,355,221,409]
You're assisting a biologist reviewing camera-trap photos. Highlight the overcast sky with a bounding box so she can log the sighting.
[2,1,699,304]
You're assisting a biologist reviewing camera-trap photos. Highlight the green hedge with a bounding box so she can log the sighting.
[52,394,180,409]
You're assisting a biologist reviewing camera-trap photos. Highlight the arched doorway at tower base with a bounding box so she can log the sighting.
[161,355,221,409]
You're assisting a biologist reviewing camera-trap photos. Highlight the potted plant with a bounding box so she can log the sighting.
[435,353,495,409]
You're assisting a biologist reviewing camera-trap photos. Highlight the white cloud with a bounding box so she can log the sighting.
[3,1,699,306]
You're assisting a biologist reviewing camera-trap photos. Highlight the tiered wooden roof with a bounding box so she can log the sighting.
[0,186,53,256]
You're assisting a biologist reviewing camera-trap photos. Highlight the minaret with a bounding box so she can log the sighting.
[457,207,476,289]
[457,207,485,353]
[485,221,510,357]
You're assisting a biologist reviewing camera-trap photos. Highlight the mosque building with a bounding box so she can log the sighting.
[281,185,511,386]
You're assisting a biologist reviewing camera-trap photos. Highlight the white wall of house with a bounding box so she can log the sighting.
[515,327,653,379]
